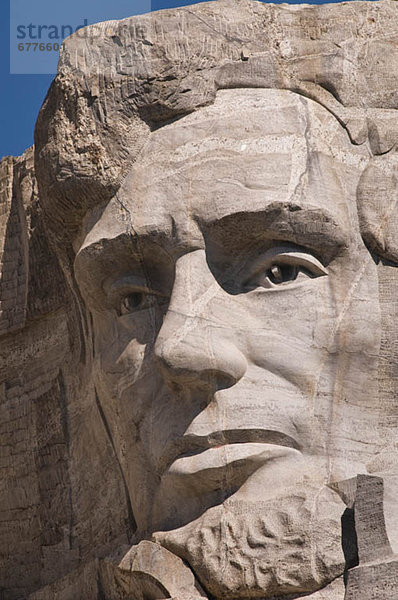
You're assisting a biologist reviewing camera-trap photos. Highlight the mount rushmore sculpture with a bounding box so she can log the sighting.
[2,0,398,598]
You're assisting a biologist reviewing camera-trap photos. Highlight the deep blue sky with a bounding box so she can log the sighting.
[1,0,367,160]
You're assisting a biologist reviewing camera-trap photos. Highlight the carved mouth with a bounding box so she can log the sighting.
[158,429,300,475]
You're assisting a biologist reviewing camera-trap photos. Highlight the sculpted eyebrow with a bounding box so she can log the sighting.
[74,228,177,303]
[75,235,139,275]
[202,203,349,263]
[74,232,156,295]
[76,229,170,271]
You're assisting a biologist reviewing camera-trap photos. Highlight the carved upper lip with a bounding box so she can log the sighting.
[157,428,300,475]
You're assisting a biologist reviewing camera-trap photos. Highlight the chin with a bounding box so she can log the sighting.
[153,483,347,599]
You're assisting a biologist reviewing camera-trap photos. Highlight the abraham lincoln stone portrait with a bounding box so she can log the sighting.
[2,1,398,599]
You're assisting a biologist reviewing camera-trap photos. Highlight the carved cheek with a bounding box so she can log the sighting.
[226,281,330,375]
[92,311,148,399]
[323,251,381,357]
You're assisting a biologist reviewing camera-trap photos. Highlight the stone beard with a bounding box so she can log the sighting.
[74,88,381,598]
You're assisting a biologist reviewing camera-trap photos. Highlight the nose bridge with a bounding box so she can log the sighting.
[155,250,247,388]
[170,249,217,310]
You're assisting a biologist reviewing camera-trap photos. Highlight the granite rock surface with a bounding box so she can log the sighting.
[2,1,398,599]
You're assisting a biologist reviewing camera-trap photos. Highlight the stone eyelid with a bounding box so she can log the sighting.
[245,246,328,289]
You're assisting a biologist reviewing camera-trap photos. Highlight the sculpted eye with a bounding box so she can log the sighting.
[267,264,298,285]
[244,246,328,291]
[119,291,169,315]
[120,292,146,314]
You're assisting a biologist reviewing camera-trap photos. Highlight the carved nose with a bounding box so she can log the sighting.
[154,250,247,391]
[155,319,247,390]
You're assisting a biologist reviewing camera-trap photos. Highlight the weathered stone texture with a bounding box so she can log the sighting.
[2,1,398,599]
[0,155,28,335]
[35,0,398,247]
[0,152,132,599]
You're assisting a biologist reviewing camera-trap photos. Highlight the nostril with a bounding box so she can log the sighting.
[155,342,247,392]
[154,314,248,391]
[201,368,242,391]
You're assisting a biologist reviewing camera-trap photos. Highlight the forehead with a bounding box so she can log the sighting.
[78,89,368,252]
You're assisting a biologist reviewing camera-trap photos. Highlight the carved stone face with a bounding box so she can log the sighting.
[74,89,381,597]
